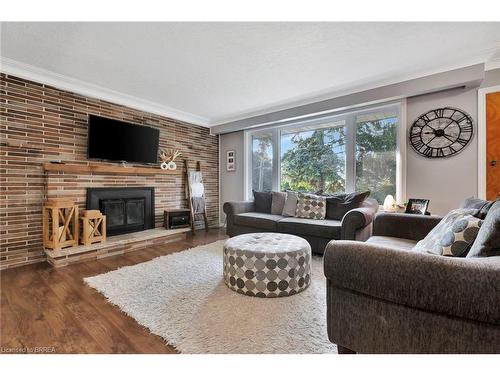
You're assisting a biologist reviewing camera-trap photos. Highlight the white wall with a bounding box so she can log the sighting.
[219,131,245,225]
[219,68,500,217]
[406,88,478,215]
[406,68,500,215]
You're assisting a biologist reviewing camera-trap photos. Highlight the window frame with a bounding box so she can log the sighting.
[244,100,407,204]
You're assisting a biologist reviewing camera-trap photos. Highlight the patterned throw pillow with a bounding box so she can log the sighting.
[413,208,480,256]
[440,216,483,257]
[295,193,326,220]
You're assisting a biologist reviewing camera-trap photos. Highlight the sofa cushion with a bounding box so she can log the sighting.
[271,191,286,215]
[467,200,500,257]
[326,191,371,220]
[278,217,341,239]
[233,212,283,231]
[462,197,495,219]
[413,208,478,255]
[253,190,272,213]
[440,216,483,257]
[282,191,298,217]
[366,236,417,251]
[295,192,326,220]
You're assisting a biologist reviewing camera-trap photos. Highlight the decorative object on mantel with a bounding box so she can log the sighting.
[226,150,236,171]
[79,210,106,246]
[43,198,79,251]
[185,160,209,234]
[405,198,430,215]
[383,194,396,212]
[159,148,182,171]
[409,107,473,158]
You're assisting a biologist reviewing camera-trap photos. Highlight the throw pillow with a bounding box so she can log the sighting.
[413,208,479,255]
[467,200,500,257]
[461,197,495,219]
[253,190,272,213]
[325,191,371,220]
[282,191,298,217]
[271,191,286,215]
[295,192,326,220]
[440,216,483,257]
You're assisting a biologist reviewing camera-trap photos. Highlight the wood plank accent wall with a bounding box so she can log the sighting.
[0,73,219,270]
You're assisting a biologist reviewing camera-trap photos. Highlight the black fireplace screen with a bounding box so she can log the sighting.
[86,188,154,236]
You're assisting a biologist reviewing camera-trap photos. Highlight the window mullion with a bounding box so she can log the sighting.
[273,128,280,192]
[345,113,356,193]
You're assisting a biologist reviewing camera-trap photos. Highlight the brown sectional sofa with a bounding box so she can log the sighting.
[223,198,379,254]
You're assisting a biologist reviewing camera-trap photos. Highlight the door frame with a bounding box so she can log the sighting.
[478,85,500,199]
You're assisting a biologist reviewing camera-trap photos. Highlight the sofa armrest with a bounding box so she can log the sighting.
[323,241,500,324]
[223,201,255,216]
[340,207,376,240]
[373,212,442,241]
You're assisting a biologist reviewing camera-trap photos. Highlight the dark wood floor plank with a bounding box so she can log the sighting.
[37,267,141,353]
[0,229,226,354]
[57,261,175,353]
[2,266,104,353]
[0,271,26,350]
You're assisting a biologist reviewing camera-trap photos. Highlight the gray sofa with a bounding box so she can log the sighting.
[324,212,500,353]
[223,198,379,254]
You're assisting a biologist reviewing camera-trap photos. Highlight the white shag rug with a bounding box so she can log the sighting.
[84,240,337,354]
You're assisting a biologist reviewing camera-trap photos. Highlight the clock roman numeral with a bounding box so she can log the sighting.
[412,139,424,150]
[460,122,473,133]
[437,148,445,157]
[421,146,433,157]
[433,108,445,118]
[456,138,469,146]
[410,132,421,140]
[413,120,425,128]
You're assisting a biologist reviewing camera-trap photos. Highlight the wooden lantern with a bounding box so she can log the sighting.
[43,198,79,251]
[79,210,106,246]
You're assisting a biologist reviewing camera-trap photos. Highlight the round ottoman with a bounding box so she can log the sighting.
[223,233,312,298]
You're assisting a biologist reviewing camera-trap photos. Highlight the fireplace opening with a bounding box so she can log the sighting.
[86,187,154,236]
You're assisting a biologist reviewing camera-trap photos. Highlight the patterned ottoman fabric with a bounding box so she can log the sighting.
[223,233,312,298]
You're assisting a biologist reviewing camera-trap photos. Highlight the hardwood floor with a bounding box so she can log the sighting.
[0,229,227,354]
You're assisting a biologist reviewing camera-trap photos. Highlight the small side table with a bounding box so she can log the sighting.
[164,209,191,230]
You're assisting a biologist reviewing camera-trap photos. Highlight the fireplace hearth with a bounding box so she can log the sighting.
[86,187,155,236]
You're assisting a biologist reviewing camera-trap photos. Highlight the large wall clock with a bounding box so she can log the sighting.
[409,107,473,158]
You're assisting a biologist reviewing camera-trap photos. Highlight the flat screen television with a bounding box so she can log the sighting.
[88,115,160,164]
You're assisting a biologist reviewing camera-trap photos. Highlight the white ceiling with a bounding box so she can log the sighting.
[1,22,500,126]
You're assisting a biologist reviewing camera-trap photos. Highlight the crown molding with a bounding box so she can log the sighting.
[0,57,210,127]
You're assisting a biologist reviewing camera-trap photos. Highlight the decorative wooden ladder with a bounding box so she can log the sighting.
[185,160,209,234]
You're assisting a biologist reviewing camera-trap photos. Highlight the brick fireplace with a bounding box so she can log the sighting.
[0,73,219,270]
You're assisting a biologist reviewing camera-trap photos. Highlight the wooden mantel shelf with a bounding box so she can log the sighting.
[43,162,182,176]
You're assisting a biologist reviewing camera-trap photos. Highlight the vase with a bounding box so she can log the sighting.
[167,161,177,170]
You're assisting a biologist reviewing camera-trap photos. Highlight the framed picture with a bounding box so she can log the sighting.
[226,150,235,171]
[405,198,430,215]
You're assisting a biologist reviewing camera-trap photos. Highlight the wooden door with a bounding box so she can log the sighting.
[486,91,500,200]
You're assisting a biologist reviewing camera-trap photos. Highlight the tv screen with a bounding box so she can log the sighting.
[88,115,159,164]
